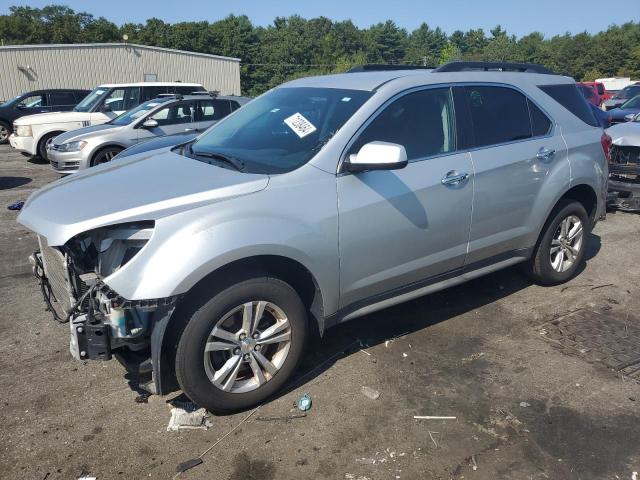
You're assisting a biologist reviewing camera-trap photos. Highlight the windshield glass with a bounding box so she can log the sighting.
[1,94,24,107]
[614,85,640,101]
[189,87,372,174]
[74,87,111,112]
[110,98,171,126]
[621,95,640,110]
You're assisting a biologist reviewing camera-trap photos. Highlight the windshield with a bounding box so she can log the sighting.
[614,85,640,101]
[74,87,110,112]
[1,94,24,107]
[578,85,593,98]
[620,95,640,110]
[110,98,171,126]
[189,87,372,174]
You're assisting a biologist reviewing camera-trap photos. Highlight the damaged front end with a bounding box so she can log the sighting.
[608,145,640,212]
[31,221,180,393]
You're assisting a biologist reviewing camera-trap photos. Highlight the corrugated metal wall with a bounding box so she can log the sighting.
[0,44,241,100]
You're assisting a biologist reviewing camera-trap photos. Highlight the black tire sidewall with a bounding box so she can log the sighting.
[176,277,307,413]
[0,121,11,144]
[38,133,58,160]
[531,201,590,285]
[91,147,122,167]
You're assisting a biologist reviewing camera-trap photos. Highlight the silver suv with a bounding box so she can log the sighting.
[18,62,609,413]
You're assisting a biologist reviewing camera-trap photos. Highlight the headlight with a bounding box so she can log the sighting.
[66,222,154,278]
[16,125,32,137]
[56,140,88,152]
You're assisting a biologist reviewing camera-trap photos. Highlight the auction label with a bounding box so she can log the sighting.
[284,113,317,138]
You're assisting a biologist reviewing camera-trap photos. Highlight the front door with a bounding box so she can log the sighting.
[137,101,198,141]
[337,87,474,310]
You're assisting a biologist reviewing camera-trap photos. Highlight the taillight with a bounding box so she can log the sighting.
[601,132,612,163]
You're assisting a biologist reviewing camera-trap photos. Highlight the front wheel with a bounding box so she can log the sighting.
[0,121,11,144]
[175,277,308,413]
[525,200,590,285]
[91,146,123,167]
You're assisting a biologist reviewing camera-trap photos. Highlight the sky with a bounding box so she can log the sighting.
[1,0,639,38]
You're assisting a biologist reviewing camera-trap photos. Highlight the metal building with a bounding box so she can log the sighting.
[0,43,241,100]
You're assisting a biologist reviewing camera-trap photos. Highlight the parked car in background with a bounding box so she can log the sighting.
[606,116,640,211]
[590,103,611,128]
[0,89,89,144]
[603,83,640,111]
[18,62,608,413]
[577,83,601,106]
[581,81,610,102]
[48,93,250,173]
[606,95,640,125]
[8,82,204,160]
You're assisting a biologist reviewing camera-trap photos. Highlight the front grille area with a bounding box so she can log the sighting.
[50,160,80,171]
[38,236,75,318]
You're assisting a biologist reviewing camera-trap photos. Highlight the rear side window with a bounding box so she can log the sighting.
[596,84,605,95]
[50,91,76,106]
[142,86,171,101]
[528,100,552,136]
[350,87,456,161]
[199,99,232,121]
[539,84,598,127]
[176,86,203,95]
[461,86,532,148]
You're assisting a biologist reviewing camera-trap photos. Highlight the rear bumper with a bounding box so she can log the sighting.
[9,134,35,155]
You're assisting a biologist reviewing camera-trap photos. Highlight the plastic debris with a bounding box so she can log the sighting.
[78,477,96,480]
[176,458,203,473]
[519,402,531,408]
[256,413,307,422]
[297,392,312,411]
[167,406,212,431]
[414,415,456,420]
[361,386,380,400]
[7,201,24,211]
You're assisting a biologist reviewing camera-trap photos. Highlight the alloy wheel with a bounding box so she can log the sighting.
[550,215,583,272]
[203,301,291,394]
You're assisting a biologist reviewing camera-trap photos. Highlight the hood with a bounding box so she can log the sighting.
[14,111,91,126]
[608,108,639,120]
[53,123,122,145]
[18,149,270,246]
[606,122,640,147]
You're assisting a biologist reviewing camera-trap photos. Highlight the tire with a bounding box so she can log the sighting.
[37,132,60,161]
[525,200,590,285]
[0,121,11,144]
[91,146,123,167]
[176,277,308,413]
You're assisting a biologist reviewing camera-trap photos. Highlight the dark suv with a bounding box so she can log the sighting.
[0,89,89,143]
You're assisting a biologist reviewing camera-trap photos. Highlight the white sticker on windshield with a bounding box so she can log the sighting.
[341,97,352,102]
[147,102,159,107]
[284,113,317,138]
[96,89,105,95]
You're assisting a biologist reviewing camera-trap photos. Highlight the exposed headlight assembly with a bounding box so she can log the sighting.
[66,221,154,278]
[16,125,32,137]
[57,140,88,152]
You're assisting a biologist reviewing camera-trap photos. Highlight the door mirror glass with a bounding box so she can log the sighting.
[142,118,159,129]
[345,141,407,172]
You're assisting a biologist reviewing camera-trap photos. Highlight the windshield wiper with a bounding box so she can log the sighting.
[189,146,245,172]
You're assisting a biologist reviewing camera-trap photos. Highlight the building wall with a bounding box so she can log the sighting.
[0,43,241,100]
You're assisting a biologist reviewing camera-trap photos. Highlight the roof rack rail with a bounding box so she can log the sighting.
[348,64,434,73]
[434,61,555,75]
[156,93,183,100]
[189,90,220,97]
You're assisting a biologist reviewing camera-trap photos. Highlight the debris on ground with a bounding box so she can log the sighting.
[297,392,312,411]
[361,386,381,400]
[175,458,203,474]
[472,454,478,471]
[519,401,531,408]
[256,413,307,422]
[414,415,457,420]
[167,406,212,431]
[78,476,97,480]
[7,200,24,211]
[428,431,438,447]
[134,393,149,404]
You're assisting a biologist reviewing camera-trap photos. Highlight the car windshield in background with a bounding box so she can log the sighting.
[110,98,171,126]
[613,86,640,100]
[1,94,23,106]
[74,87,110,112]
[621,95,640,110]
[189,87,372,174]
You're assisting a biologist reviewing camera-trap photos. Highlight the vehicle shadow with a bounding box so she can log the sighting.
[0,176,32,189]
[275,232,602,403]
[27,156,48,165]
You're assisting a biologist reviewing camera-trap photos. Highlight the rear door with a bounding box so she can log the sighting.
[454,85,567,264]
[196,99,232,131]
[337,87,474,309]
[49,91,77,112]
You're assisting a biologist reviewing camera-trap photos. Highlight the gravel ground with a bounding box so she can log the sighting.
[1,144,639,480]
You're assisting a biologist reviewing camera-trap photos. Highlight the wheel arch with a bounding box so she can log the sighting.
[557,183,598,224]
[90,143,126,164]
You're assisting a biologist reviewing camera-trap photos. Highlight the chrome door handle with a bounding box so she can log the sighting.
[441,171,469,186]
[536,147,556,161]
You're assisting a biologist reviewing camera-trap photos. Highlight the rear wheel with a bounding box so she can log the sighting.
[175,277,308,413]
[0,121,11,144]
[525,200,590,285]
[91,146,123,167]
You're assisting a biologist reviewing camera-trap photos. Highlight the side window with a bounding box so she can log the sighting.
[538,84,598,127]
[528,100,552,137]
[142,86,171,101]
[350,88,456,161]
[18,94,47,108]
[150,102,196,126]
[462,86,532,148]
[122,87,141,110]
[230,100,241,111]
[199,99,232,121]
[50,91,77,107]
[176,86,200,95]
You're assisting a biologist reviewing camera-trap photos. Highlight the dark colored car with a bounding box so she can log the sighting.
[590,103,611,128]
[603,83,640,111]
[607,95,640,125]
[0,89,89,143]
[578,83,601,106]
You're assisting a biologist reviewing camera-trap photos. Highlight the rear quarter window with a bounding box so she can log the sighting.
[539,84,598,127]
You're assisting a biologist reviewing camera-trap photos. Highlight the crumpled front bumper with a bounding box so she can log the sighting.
[608,161,640,212]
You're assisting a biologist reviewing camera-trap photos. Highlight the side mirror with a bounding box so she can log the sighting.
[344,141,408,173]
[142,118,159,129]
[624,113,636,122]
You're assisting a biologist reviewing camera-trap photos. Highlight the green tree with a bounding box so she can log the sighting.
[405,23,447,66]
